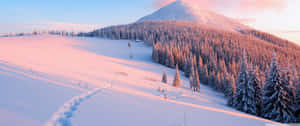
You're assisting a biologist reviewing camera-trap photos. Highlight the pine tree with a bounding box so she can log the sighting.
[184,55,193,77]
[203,65,209,84]
[248,65,262,116]
[152,43,159,62]
[289,65,298,114]
[227,75,236,106]
[285,65,298,119]
[173,64,181,87]
[162,70,168,84]
[233,50,256,115]
[296,77,300,122]
[169,52,175,68]
[208,71,215,87]
[233,50,249,108]
[262,52,295,123]
[286,64,297,103]
[189,73,194,89]
[189,64,195,89]
[194,67,200,92]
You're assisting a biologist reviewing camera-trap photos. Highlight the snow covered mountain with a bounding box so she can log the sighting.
[137,0,249,32]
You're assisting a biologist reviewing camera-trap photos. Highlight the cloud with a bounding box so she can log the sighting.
[153,0,288,14]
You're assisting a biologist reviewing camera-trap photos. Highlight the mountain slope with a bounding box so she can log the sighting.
[0,35,280,126]
[88,21,300,79]
[137,0,249,32]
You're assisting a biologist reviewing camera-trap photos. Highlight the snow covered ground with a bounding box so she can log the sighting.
[0,35,281,126]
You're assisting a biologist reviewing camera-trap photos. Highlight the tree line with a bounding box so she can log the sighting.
[231,51,299,123]
[83,21,300,123]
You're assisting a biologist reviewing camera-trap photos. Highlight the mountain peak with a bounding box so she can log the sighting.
[137,1,249,32]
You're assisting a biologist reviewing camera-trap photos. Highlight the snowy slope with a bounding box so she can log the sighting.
[0,35,280,126]
[0,64,82,126]
[137,0,249,32]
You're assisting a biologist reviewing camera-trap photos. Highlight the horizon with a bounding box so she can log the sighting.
[1,0,300,45]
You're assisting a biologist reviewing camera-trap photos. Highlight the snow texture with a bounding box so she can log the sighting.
[44,88,103,126]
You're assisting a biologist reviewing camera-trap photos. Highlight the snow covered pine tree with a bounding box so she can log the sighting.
[194,67,200,91]
[248,65,262,116]
[226,75,236,106]
[189,64,195,89]
[233,50,257,115]
[262,52,295,123]
[189,62,200,91]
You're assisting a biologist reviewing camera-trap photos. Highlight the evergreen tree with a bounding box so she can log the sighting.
[208,71,215,87]
[284,65,297,118]
[184,55,193,77]
[152,43,159,62]
[162,70,168,84]
[227,75,236,106]
[189,73,194,89]
[169,52,175,68]
[203,65,209,85]
[188,60,200,92]
[296,77,300,123]
[248,65,262,116]
[189,64,195,89]
[194,67,200,92]
[262,52,295,123]
[233,50,249,108]
[233,50,256,115]
[173,64,181,87]
[288,65,298,112]
[214,72,221,91]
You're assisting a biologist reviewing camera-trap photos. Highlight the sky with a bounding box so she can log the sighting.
[0,0,299,45]
[0,0,154,32]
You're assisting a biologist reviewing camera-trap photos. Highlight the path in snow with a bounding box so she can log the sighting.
[44,87,104,126]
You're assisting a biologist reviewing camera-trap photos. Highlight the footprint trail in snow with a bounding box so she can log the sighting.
[44,88,103,126]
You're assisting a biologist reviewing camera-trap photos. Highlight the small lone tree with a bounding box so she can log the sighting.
[162,70,168,84]
[173,64,181,87]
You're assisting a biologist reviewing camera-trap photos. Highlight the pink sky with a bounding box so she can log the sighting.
[153,0,287,12]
